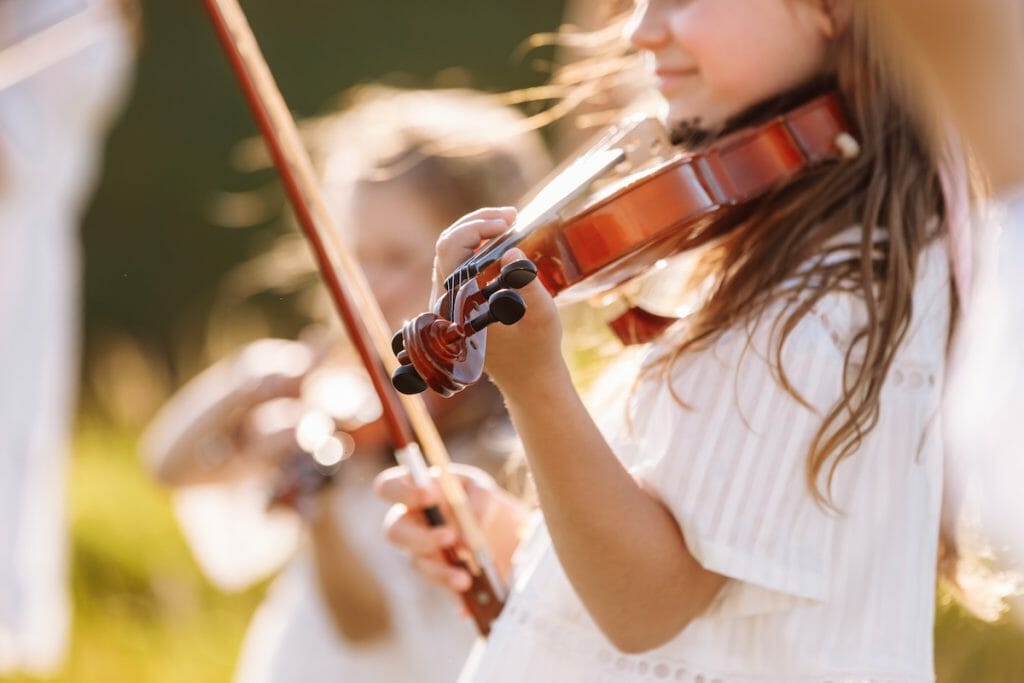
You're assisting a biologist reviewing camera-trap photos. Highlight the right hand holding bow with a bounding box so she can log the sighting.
[375,463,530,596]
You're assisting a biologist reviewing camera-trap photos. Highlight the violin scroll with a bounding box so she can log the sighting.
[391,259,538,396]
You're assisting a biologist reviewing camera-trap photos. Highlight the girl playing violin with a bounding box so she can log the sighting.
[142,86,548,683]
[377,1,961,680]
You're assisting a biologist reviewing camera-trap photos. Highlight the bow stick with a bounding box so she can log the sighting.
[203,0,506,634]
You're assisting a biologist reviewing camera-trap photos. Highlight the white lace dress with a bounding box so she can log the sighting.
[229,457,476,683]
[175,409,515,683]
[461,240,951,683]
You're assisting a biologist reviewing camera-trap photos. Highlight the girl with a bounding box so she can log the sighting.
[377,1,957,680]
[142,86,549,683]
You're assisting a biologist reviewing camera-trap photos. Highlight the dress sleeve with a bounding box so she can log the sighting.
[631,299,850,604]
[173,480,303,591]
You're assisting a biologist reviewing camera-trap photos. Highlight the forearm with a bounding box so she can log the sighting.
[142,370,252,487]
[497,365,724,653]
[309,505,392,642]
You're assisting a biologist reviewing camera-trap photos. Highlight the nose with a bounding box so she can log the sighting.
[626,0,670,52]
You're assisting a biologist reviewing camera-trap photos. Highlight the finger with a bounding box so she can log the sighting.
[375,467,442,508]
[412,555,473,593]
[241,398,307,463]
[449,206,517,229]
[236,340,317,398]
[436,219,515,277]
[500,247,550,305]
[384,508,458,556]
[246,426,300,465]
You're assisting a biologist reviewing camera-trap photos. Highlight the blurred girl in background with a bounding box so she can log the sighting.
[142,85,549,683]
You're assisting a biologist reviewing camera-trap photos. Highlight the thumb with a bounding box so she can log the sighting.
[498,248,548,302]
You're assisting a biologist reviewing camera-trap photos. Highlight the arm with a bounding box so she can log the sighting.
[431,210,727,652]
[490,317,726,653]
[141,338,315,487]
[306,488,392,642]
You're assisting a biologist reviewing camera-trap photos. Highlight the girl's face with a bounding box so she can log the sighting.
[348,181,444,330]
[628,0,834,129]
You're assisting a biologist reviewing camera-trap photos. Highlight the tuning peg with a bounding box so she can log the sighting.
[391,330,405,355]
[392,364,427,395]
[468,289,527,332]
[480,259,537,299]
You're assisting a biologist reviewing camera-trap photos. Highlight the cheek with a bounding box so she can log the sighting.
[666,4,754,101]
[377,259,434,310]
[679,4,827,114]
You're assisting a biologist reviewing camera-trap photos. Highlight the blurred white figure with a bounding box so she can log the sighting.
[0,0,134,674]
[871,0,1024,573]
[946,189,1024,572]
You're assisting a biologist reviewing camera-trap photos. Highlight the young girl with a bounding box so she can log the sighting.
[377,1,957,680]
[142,86,549,683]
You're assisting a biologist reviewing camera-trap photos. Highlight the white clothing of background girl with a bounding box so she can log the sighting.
[0,0,133,673]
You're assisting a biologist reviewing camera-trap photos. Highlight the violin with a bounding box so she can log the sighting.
[264,365,386,514]
[266,365,485,513]
[392,93,860,397]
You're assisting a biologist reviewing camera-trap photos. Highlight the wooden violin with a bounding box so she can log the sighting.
[392,92,859,397]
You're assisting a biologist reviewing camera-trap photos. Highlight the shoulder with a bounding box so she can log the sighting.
[639,234,951,404]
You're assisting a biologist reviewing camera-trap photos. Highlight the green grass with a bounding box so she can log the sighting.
[4,422,265,683]
[3,421,1022,682]
[936,600,1024,682]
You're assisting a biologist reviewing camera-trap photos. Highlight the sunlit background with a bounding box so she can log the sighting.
[3,1,1023,681]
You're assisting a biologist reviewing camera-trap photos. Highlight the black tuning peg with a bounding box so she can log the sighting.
[391,330,405,355]
[469,289,527,332]
[392,364,427,395]
[480,259,537,299]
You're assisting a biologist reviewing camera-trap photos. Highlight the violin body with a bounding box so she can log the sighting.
[394,93,858,397]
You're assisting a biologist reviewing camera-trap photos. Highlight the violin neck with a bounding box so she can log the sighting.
[467,116,676,275]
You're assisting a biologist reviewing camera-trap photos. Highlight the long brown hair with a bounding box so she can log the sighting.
[645,2,951,507]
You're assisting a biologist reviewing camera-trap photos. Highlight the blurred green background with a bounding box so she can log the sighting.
[5,0,1023,681]
[80,0,567,399]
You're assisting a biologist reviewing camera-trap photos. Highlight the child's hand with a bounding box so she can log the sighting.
[142,337,330,486]
[374,464,529,595]
[432,207,565,395]
[432,207,518,298]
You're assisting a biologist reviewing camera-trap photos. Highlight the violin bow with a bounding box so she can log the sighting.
[202,0,506,634]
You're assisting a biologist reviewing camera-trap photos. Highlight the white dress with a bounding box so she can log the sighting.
[175,405,514,683]
[462,240,951,683]
[0,1,133,674]
[230,456,476,683]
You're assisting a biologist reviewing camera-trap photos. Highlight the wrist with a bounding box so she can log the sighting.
[491,359,573,405]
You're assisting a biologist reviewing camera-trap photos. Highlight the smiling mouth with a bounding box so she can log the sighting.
[656,68,698,80]
[654,67,699,90]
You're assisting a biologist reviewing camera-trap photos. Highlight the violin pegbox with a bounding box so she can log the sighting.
[390,259,539,396]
